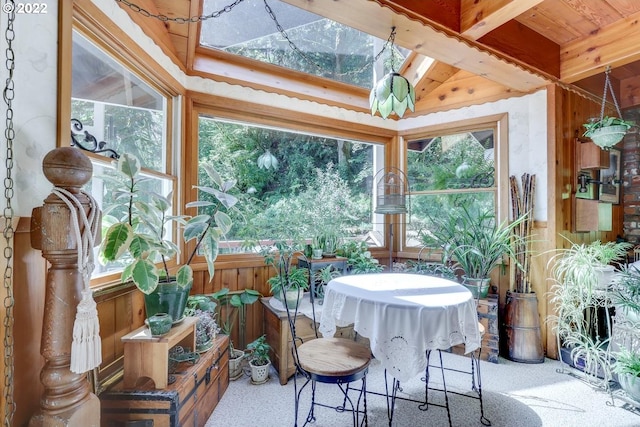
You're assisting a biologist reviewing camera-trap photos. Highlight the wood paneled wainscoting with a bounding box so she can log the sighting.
[92,258,274,392]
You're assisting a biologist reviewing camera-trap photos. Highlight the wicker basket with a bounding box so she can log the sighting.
[589,124,627,149]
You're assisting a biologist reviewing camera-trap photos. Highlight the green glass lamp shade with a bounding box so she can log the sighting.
[369,72,416,119]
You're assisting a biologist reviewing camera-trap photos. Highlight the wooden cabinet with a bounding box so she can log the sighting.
[100,334,229,427]
[577,137,610,170]
[262,297,317,385]
[261,296,366,385]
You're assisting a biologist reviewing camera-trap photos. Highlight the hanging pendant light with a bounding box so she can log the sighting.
[370,27,416,119]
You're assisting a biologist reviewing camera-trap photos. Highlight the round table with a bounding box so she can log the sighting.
[319,273,481,382]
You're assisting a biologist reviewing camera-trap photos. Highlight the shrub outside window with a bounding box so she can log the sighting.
[196,115,385,252]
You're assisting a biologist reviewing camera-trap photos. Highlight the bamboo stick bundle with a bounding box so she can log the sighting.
[509,174,535,293]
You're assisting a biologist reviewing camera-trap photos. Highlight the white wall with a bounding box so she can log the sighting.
[0,5,58,216]
[398,90,549,222]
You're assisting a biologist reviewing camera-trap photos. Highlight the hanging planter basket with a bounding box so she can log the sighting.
[589,124,628,149]
[582,66,635,150]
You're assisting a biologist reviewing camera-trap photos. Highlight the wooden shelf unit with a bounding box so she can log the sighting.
[121,316,197,389]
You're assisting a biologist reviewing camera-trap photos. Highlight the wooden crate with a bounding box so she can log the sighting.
[100,334,229,427]
[450,296,499,363]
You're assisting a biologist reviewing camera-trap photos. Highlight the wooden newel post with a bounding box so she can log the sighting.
[29,147,100,426]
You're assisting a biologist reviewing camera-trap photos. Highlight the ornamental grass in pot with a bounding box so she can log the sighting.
[422,205,526,299]
[547,239,632,386]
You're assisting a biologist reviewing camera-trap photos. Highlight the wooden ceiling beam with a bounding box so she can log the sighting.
[460,0,544,40]
[408,70,525,116]
[191,50,371,112]
[281,0,549,93]
[561,10,640,83]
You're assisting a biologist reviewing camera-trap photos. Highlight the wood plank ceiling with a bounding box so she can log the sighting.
[119,0,640,116]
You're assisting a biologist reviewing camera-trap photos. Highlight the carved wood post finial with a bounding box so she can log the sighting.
[29,147,100,426]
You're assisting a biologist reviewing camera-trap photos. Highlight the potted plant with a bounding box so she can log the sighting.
[185,294,220,353]
[611,264,640,325]
[582,116,634,149]
[247,334,271,384]
[612,348,640,403]
[548,239,632,385]
[339,240,383,275]
[313,265,342,302]
[422,206,526,298]
[264,240,310,309]
[314,232,340,257]
[208,287,261,380]
[100,154,237,325]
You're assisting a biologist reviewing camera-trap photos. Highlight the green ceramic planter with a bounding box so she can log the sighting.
[144,279,193,324]
[147,312,173,336]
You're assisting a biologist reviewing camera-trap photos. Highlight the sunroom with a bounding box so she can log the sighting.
[5,0,640,425]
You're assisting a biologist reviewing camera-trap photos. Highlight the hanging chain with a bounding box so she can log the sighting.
[116,0,395,80]
[599,65,623,121]
[114,0,245,23]
[374,26,395,66]
[2,0,16,425]
[263,0,323,72]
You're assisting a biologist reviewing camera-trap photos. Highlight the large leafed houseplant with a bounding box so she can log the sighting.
[100,153,237,322]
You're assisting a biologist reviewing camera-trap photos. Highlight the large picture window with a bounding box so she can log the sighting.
[70,30,176,280]
[196,114,384,252]
[405,126,498,250]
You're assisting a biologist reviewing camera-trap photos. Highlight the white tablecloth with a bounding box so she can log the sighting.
[319,273,481,382]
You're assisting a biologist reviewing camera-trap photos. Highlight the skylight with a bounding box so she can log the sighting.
[199,0,409,88]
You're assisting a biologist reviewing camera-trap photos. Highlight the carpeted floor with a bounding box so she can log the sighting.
[205,353,640,427]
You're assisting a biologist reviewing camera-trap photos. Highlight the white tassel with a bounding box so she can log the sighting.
[53,188,103,374]
[70,289,102,374]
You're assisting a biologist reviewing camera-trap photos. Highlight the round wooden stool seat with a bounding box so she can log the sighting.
[298,337,371,378]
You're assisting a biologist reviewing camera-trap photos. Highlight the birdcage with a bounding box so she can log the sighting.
[374,167,408,214]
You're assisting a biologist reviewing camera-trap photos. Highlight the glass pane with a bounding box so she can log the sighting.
[199,0,409,88]
[197,115,383,252]
[88,161,175,278]
[406,192,495,248]
[407,129,495,192]
[71,31,167,172]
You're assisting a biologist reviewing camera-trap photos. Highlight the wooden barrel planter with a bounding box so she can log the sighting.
[504,291,544,363]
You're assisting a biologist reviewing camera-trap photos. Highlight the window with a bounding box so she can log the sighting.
[199,0,410,88]
[70,30,177,280]
[196,114,385,252]
[404,123,501,250]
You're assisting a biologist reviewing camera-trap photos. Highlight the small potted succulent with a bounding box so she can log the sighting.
[247,334,271,384]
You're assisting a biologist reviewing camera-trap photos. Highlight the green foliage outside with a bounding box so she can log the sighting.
[406,132,496,247]
[198,117,375,248]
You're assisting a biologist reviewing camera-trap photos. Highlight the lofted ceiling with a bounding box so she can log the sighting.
[118,0,640,117]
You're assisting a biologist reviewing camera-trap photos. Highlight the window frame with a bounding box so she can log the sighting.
[186,96,396,265]
[66,11,184,289]
[397,114,509,258]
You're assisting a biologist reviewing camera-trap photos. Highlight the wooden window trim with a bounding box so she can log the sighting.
[398,114,509,257]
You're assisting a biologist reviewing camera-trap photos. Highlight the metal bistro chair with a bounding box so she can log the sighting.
[420,292,491,427]
[280,268,371,426]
